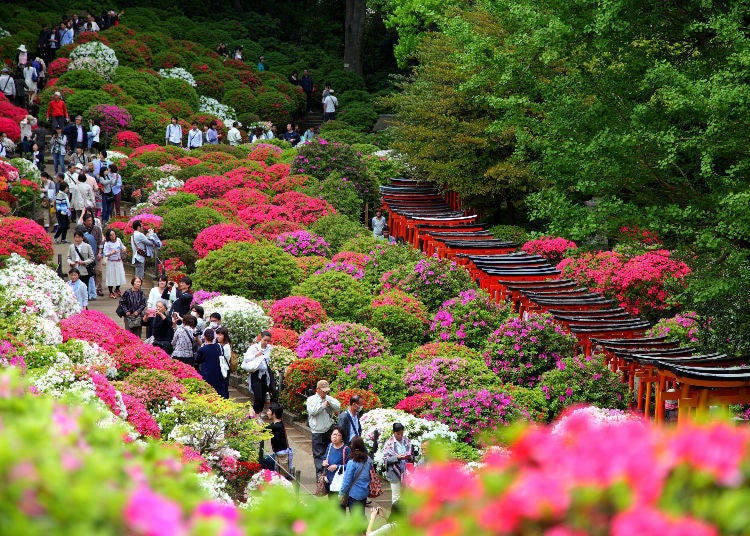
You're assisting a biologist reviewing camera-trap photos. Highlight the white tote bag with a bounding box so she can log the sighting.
[329,465,346,493]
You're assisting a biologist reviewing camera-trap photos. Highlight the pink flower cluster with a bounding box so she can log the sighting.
[268,296,327,332]
[372,289,428,321]
[404,357,478,395]
[191,290,221,306]
[271,174,310,193]
[521,236,577,264]
[275,230,331,257]
[91,373,124,417]
[183,174,244,198]
[237,203,285,227]
[126,214,163,235]
[193,223,256,258]
[429,288,508,347]
[272,191,336,226]
[113,130,144,148]
[297,322,390,366]
[221,187,268,208]
[248,143,282,163]
[0,340,26,371]
[121,393,161,438]
[332,251,370,268]
[89,104,132,137]
[314,261,364,280]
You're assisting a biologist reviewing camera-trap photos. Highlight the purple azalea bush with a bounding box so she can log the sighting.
[297,322,391,366]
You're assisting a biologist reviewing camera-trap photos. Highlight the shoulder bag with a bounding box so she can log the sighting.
[368,463,383,498]
[339,459,368,507]
[328,447,348,493]
[315,444,332,496]
[219,344,229,379]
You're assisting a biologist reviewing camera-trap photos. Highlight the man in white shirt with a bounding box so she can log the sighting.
[323,89,338,122]
[186,121,203,150]
[306,380,341,477]
[227,121,242,146]
[372,210,387,238]
[165,116,182,147]
[0,67,16,99]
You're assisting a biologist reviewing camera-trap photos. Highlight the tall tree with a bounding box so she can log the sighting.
[344,0,367,75]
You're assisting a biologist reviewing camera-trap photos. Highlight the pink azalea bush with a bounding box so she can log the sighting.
[557,249,692,317]
[190,290,221,306]
[647,311,700,346]
[406,341,483,362]
[268,296,328,332]
[403,356,497,395]
[61,310,141,354]
[430,289,511,348]
[423,388,522,444]
[89,104,132,137]
[221,187,268,208]
[372,289,429,322]
[314,261,364,280]
[248,143,283,163]
[116,368,186,409]
[183,174,244,198]
[0,217,54,264]
[121,393,161,438]
[193,224,256,258]
[297,322,391,366]
[521,236,578,264]
[126,214,162,235]
[272,191,337,226]
[483,314,578,387]
[237,203,286,227]
[113,130,144,148]
[275,230,331,257]
[332,251,370,269]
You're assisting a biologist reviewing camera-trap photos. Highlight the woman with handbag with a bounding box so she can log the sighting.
[322,426,351,495]
[381,422,414,504]
[119,276,146,337]
[67,230,95,290]
[338,436,371,516]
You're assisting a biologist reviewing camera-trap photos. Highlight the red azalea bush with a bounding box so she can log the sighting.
[269,327,299,350]
[266,163,291,181]
[0,117,22,142]
[91,372,125,417]
[48,57,71,76]
[193,198,240,219]
[619,225,661,246]
[336,388,381,411]
[237,203,285,227]
[61,310,140,353]
[177,156,202,167]
[294,255,328,277]
[269,296,328,331]
[280,357,338,415]
[183,174,244,198]
[557,249,692,317]
[112,344,202,380]
[116,368,186,409]
[193,223,256,258]
[395,392,441,417]
[113,130,143,148]
[521,236,578,264]
[0,99,29,122]
[121,392,161,438]
[248,143,282,163]
[332,251,370,269]
[222,187,268,208]
[271,174,311,193]
[272,191,337,226]
[0,217,54,264]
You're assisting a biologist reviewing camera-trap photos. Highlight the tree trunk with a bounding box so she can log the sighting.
[344,0,366,75]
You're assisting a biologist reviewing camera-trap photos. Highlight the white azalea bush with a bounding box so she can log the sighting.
[106,150,128,163]
[158,67,196,87]
[199,96,238,125]
[360,408,456,472]
[200,295,273,355]
[153,174,184,192]
[10,157,41,185]
[0,254,81,322]
[69,41,119,81]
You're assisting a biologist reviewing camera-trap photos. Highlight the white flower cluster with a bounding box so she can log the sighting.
[168,415,226,452]
[31,363,95,398]
[0,28,11,39]
[198,473,233,503]
[61,339,118,379]
[201,295,273,355]
[106,150,128,163]
[69,41,119,81]
[199,96,238,125]
[128,202,152,216]
[9,157,41,185]
[360,408,456,471]
[153,175,184,192]
[158,67,196,87]
[0,254,81,323]
[243,469,293,507]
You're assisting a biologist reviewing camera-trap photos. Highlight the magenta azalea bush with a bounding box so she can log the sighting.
[275,230,331,257]
[424,388,523,445]
[406,341,482,362]
[296,322,390,366]
[268,296,328,332]
[647,311,700,346]
[89,104,132,137]
[430,289,512,348]
[314,261,364,280]
[190,290,220,306]
[193,224,256,258]
[521,235,578,264]
[403,356,497,395]
[483,314,578,387]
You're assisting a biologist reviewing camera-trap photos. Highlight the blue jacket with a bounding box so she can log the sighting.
[339,458,371,501]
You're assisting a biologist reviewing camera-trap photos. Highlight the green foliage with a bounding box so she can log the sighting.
[504,384,549,423]
[368,304,426,355]
[303,172,364,221]
[56,69,106,89]
[292,271,372,322]
[489,225,528,244]
[539,356,633,421]
[160,238,198,273]
[159,78,200,112]
[162,192,199,210]
[193,242,303,301]
[339,101,378,132]
[115,69,162,104]
[64,90,115,123]
[308,214,366,253]
[340,234,382,255]
[332,357,407,407]
[126,104,170,144]
[160,206,226,242]
[363,242,424,286]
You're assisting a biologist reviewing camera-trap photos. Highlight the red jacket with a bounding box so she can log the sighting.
[47,99,68,119]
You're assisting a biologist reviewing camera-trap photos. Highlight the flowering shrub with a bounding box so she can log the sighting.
[368,305,426,354]
[558,249,692,318]
[521,235,578,264]
[193,224,256,258]
[113,130,144,148]
[332,251,370,269]
[268,296,327,332]
[292,271,371,322]
[190,290,220,307]
[405,341,483,362]
[222,187,268,208]
[647,312,700,346]
[297,322,390,366]
[160,206,227,242]
[272,191,337,226]
[294,255,328,278]
[333,358,405,407]
[69,41,119,80]
[382,256,477,311]
[618,225,661,246]
[112,344,202,380]
[371,289,429,322]
[0,217,53,264]
[126,214,162,235]
[275,230,331,257]
[89,104,132,137]
[198,96,237,125]
[269,328,298,350]
[424,388,523,445]
[271,173,311,193]
[193,242,303,302]
[539,355,633,420]
[117,368,186,410]
[429,289,511,348]
[483,315,578,387]
[337,388,381,410]
[248,144,283,164]
[280,358,338,415]
[183,175,244,198]
[200,295,272,355]
[48,57,70,76]
[237,204,286,228]
[394,393,441,417]
[61,310,138,353]
[314,261,364,280]
[404,356,497,396]
[158,67,197,87]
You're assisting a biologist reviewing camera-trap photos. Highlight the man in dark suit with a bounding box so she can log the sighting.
[336,395,362,445]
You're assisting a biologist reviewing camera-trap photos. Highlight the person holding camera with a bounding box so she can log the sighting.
[381,422,415,504]
[306,380,341,478]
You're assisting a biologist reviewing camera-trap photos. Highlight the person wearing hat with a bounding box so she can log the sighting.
[306,379,342,477]
[46,92,69,131]
[17,45,28,69]
[322,88,338,122]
